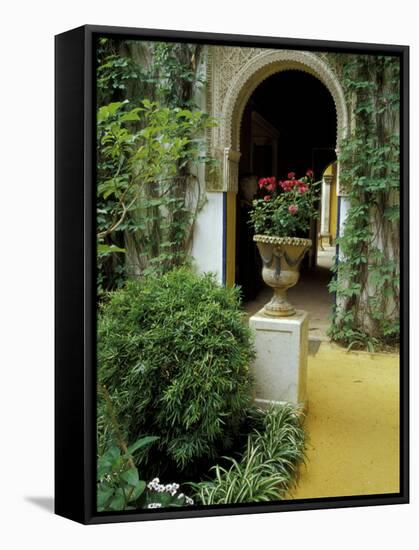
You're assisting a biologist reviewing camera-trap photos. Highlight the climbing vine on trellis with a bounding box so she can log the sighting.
[96,39,214,295]
[327,54,400,349]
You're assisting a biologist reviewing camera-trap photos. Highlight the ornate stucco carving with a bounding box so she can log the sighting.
[206,46,265,148]
[205,46,348,192]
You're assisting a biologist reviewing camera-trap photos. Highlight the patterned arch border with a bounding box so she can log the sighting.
[219,49,349,153]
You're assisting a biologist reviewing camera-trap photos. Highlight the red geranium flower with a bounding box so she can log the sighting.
[281,179,298,191]
[264,195,271,201]
[306,169,313,177]
[288,204,298,215]
[296,180,309,193]
[259,176,276,189]
[287,171,296,179]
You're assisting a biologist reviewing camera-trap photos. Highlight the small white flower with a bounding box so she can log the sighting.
[147,502,162,509]
[185,496,194,505]
[177,493,184,499]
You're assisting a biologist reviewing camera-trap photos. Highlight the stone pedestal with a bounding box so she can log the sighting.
[249,309,309,408]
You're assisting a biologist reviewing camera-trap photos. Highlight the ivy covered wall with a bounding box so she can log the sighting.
[96,39,213,295]
[324,53,400,348]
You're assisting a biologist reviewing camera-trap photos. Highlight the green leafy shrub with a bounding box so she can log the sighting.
[190,404,306,505]
[98,267,255,477]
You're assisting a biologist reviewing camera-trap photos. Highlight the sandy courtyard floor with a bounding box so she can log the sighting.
[288,342,400,499]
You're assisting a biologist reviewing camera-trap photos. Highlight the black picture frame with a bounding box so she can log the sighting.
[55,24,409,525]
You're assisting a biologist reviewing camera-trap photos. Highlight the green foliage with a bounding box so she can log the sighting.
[96,39,203,109]
[96,39,216,295]
[249,173,319,237]
[97,381,195,512]
[96,98,211,235]
[96,98,215,295]
[97,267,255,477]
[151,42,204,108]
[97,53,143,101]
[190,404,306,505]
[97,439,194,511]
[327,54,400,348]
[97,437,156,512]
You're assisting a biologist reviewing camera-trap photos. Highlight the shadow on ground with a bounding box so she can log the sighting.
[25,496,54,513]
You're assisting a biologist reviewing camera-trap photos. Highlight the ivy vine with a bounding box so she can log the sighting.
[327,54,400,349]
[96,39,214,295]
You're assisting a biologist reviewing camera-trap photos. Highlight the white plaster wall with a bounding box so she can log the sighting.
[338,196,351,249]
[320,179,331,234]
[190,51,225,283]
[191,192,224,283]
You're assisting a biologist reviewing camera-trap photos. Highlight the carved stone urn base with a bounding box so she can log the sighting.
[254,235,312,317]
[264,287,296,317]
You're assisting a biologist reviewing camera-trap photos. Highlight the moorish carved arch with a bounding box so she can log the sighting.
[207,48,348,192]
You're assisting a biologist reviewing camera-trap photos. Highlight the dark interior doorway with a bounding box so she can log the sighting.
[236,70,337,332]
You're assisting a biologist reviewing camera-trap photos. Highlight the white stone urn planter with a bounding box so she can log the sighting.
[253,235,312,317]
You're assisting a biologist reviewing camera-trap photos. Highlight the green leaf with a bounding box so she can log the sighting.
[129,480,146,501]
[120,109,141,122]
[97,486,114,509]
[97,244,126,255]
[97,101,126,123]
[120,467,139,487]
[100,446,120,467]
[97,460,109,480]
[176,109,194,119]
[151,490,172,507]
[108,488,125,511]
[126,436,159,456]
[383,205,400,221]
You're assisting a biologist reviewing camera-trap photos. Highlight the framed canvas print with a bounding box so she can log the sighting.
[55,25,409,524]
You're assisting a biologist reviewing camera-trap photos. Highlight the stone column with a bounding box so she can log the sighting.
[320,174,333,235]
[249,309,309,408]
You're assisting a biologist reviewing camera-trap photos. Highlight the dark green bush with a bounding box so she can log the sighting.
[97,267,255,477]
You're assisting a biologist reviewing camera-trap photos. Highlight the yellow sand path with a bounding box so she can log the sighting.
[290,342,400,499]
